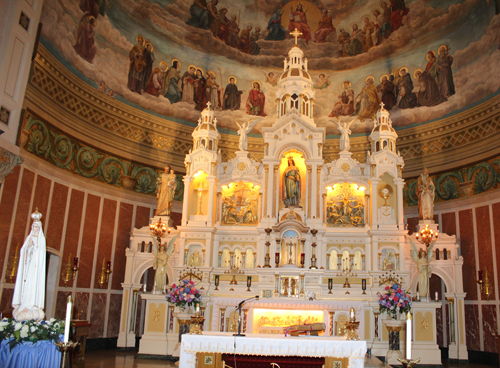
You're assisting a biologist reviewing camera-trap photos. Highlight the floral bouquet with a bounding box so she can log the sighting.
[377,283,412,319]
[0,318,64,350]
[166,279,202,310]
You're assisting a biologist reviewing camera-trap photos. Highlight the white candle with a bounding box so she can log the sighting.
[435,291,438,301]
[63,295,73,343]
[350,307,355,321]
[143,284,147,293]
[406,312,412,360]
[416,291,419,301]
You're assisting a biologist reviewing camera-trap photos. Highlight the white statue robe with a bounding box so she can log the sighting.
[12,222,46,315]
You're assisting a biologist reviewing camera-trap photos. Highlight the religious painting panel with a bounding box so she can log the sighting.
[325,183,365,227]
[379,247,398,271]
[38,0,500,138]
[252,308,323,334]
[220,181,259,226]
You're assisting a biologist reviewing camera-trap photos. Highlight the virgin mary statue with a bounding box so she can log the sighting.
[12,209,46,322]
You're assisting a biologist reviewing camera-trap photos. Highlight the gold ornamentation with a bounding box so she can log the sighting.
[153,311,160,322]
[341,163,350,172]
[237,162,247,170]
[420,319,429,330]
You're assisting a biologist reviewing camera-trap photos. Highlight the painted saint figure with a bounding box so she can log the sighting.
[246,81,266,116]
[288,4,311,43]
[266,8,286,41]
[180,66,197,104]
[223,77,243,110]
[356,76,381,121]
[416,168,435,220]
[329,81,354,117]
[314,10,335,43]
[162,60,182,104]
[155,166,178,216]
[74,15,97,63]
[283,156,301,208]
[413,69,447,107]
[127,35,147,93]
[436,45,455,99]
[144,61,168,96]
[12,209,46,322]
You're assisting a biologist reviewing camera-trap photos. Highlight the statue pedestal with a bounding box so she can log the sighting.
[150,215,173,227]
[416,220,438,233]
[411,302,442,364]
[138,294,171,356]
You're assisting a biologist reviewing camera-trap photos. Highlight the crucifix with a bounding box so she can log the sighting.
[287,241,294,264]
[290,28,303,45]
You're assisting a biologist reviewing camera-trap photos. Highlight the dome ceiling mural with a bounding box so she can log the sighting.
[40,0,500,136]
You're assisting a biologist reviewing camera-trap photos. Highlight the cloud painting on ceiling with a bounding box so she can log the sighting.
[40,0,500,135]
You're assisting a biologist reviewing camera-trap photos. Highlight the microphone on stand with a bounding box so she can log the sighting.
[237,295,259,310]
[234,295,260,337]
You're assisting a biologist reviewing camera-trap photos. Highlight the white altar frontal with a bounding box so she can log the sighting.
[117,40,469,365]
[180,332,367,368]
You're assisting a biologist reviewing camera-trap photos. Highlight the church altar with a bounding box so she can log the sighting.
[179,332,367,368]
[118,35,469,365]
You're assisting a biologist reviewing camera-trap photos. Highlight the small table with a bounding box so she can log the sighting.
[70,320,91,368]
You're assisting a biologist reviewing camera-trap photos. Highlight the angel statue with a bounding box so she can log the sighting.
[235,119,258,151]
[332,118,355,151]
[152,233,178,293]
[410,238,435,297]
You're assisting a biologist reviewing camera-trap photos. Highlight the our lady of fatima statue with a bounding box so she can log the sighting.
[12,209,46,322]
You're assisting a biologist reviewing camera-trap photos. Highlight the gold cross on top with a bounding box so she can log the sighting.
[290,28,303,45]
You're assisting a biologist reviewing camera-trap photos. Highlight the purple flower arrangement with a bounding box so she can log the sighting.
[377,283,412,319]
[166,279,202,310]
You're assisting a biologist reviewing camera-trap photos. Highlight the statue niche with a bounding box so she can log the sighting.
[326,182,365,227]
[220,181,259,225]
[281,154,304,209]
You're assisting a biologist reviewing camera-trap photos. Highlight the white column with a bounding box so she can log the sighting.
[206,176,216,225]
[0,0,45,148]
[181,177,191,226]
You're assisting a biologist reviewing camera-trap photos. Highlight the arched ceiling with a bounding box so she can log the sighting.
[40,0,500,137]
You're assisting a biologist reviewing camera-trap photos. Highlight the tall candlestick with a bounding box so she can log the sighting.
[406,312,412,359]
[64,295,73,343]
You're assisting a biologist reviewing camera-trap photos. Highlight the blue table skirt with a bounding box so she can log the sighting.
[0,338,61,368]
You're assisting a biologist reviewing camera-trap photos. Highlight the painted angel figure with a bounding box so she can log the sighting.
[152,233,178,293]
[410,238,435,297]
[332,118,355,151]
[235,119,258,151]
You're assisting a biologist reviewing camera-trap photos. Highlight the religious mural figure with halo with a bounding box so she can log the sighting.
[12,209,46,322]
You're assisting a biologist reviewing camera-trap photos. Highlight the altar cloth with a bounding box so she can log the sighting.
[0,339,61,368]
[179,332,367,368]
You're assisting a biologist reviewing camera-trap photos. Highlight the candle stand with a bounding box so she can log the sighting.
[54,341,79,368]
[397,358,420,368]
[344,321,360,340]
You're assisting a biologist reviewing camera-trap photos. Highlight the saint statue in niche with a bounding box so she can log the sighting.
[153,245,168,293]
[12,209,46,322]
[155,166,178,216]
[283,156,301,207]
[417,168,435,220]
